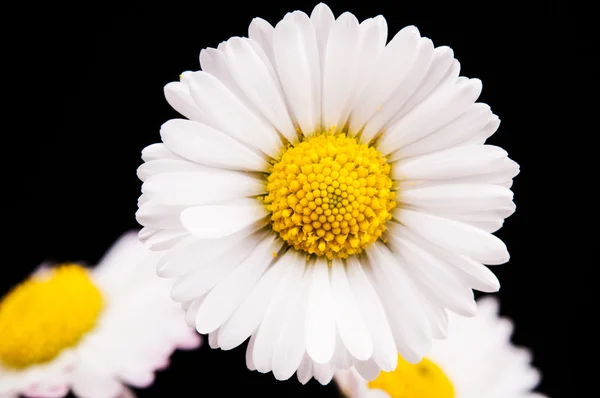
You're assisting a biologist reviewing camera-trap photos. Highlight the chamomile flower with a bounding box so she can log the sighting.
[334,297,546,398]
[0,232,201,398]
[137,2,518,383]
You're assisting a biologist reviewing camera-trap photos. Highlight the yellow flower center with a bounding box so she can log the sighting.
[0,264,104,369]
[264,133,396,259]
[368,356,455,398]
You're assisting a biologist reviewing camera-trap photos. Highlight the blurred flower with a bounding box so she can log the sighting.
[0,231,201,398]
[334,297,546,398]
[136,2,518,383]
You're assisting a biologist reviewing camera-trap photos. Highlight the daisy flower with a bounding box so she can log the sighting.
[136,2,519,384]
[0,231,201,398]
[334,297,546,398]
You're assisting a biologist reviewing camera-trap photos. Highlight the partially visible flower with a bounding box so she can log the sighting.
[334,297,546,398]
[0,231,201,398]
[137,2,518,383]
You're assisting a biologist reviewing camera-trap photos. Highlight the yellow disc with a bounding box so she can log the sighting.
[0,264,104,369]
[264,133,396,259]
[368,355,455,398]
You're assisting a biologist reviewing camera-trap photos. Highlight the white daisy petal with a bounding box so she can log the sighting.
[163,81,210,123]
[224,38,297,143]
[160,119,268,171]
[379,78,483,156]
[296,354,314,385]
[217,250,299,351]
[180,198,268,239]
[387,235,477,316]
[390,225,500,293]
[330,259,373,361]
[393,145,511,181]
[155,223,263,278]
[187,71,282,157]
[322,12,360,130]
[313,362,334,385]
[366,242,431,363]
[251,255,306,373]
[137,158,207,182]
[194,234,283,334]
[169,232,265,302]
[271,260,312,381]
[346,257,397,371]
[248,17,276,65]
[398,103,496,158]
[305,257,337,364]
[141,170,265,206]
[140,143,182,162]
[359,36,434,143]
[354,358,381,381]
[310,2,335,70]
[245,333,257,371]
[273,11,321,136]
[396,209,510,265]
[400,183,514,217]
[349,25,421,135]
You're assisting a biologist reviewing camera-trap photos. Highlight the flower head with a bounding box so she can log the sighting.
[137,2,518,383]
[334,297,547,398]
[0,232,201,398]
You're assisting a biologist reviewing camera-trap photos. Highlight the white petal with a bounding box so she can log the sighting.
[397,209,509,265]
[137,158,207,182]
[465,114,501,144]
[271,258,313,381]
[187,71,282,157]
[380,78,483,156]
[141,143,182,162]
[170,232,264,302]
[330,259,373,361]
[141,170,264,206]
[224,38,297,143]
[322,12,360,131]
[249,18,276,65]
[296,354,314,385]
[180,198,269,239]
[164,81,211,123]
[246,333,257,371]
[360,37,434,143]
[144,229,189,251]
[400,183,514,216]
[252,255,307,373]
[313,362,334,385]
[160,119,268,171]
[310,3,335,70]
[354,359,381,381]
[398,103,495,158]
[391,225,500,292]
[349,26,421,135]
[390,54,459,127]
[185,297,205,327]
[387,234,477,316]
[393,145,510,181]
[208,329,220,348]
[273,11,320,136]
[217,250,298,350]
[195,234,282,334]
[366,242,431,363]
[346,256,397,371]
[136,202,186,229]
[343,16,388,137]
[306,257,336,364]
[156,223,263,277]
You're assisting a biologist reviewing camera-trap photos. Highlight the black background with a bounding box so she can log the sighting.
[4,0,584,396]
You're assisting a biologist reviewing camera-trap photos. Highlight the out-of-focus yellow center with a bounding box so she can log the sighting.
[368,356,455,398]
[0,264,104,369]
[264,133,396,259]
